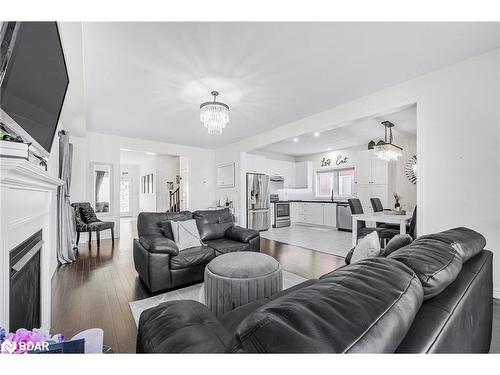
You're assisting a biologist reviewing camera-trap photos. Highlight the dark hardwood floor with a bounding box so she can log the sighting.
[51,219,346,353]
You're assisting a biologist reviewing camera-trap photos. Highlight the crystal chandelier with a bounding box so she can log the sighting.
[200,91,229,135]
[373,121,403,162]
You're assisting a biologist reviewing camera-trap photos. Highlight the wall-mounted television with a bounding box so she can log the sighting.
[0,22,69,157]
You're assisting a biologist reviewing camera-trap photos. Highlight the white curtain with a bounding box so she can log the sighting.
[57,130,76,264]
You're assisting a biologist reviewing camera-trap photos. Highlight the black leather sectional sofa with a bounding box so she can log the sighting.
[133,209,259,293]
[136,227,493,353]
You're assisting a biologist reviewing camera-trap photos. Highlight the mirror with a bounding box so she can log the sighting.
[90,162,113,214]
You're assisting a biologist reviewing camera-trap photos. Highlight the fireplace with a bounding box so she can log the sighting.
[9,230,42,331]
[0,158,63,332]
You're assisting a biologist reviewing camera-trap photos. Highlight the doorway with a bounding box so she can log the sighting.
[120,177,132,217]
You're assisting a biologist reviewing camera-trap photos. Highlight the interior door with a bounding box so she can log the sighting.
[120,177,132,217]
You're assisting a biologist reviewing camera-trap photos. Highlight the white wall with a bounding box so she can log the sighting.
[215,49,500,296]
[388,134,417,210]
[70,132,216,239]
[138,155,157,212]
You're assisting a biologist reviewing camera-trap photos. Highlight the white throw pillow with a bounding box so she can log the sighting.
[350,231,381,264]
[169,219,202,251]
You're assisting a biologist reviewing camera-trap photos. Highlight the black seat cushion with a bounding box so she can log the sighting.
[160,211,195,240]
[137,211,193,238]
[229,257,423,353]
[381,234,413,257]
[170,246,215,270]
[417,227,486,263]
[225,226,259,243]
[137,300,230,353]
[87,221,114,231]
[193,209,234,241]
[204,238,248,254]
[220,279,317,336]
[388,236,462,300]
[396,250,492,353]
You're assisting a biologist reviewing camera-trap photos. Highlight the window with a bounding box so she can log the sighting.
[316,168,355,198]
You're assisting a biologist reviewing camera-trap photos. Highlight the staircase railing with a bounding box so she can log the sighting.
[168,187,180,212]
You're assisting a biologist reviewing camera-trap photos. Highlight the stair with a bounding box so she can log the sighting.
[168,187,180,213]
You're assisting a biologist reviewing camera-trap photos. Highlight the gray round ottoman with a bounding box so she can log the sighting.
[204,252,282,317]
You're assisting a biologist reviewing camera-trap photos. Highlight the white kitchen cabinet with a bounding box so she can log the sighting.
[246,154,267,174]
[323,203,337,227]
[267,159,281,177]
[357,183,388,213]
[295,161,312,188]
[290,202,337,227]
[371,157,388,185]
[290,202,299,223]
[283,161,296,188]
[355,150,388,185]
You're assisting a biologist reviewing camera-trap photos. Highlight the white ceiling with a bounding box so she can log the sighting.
[80,22,500,149]
[258,104,416,156]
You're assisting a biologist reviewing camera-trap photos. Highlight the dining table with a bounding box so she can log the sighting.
[351,211,413,247]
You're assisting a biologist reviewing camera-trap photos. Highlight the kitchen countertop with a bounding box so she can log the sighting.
[274,199,349,204]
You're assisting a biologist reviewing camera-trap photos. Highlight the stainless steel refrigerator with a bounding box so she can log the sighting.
[246,173,270,231]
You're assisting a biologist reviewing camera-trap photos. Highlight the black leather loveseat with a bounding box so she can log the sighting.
[133,209,259,293]
[136,227,493,353]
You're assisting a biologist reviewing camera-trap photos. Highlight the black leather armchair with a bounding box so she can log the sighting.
[133,209,260,293]
[71,202,114,248]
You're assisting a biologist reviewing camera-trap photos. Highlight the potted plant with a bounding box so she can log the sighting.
[394,193,401,210]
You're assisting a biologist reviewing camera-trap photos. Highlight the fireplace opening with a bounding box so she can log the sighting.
[9,230,42,331]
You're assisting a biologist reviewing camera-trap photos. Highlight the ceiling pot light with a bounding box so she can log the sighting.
[373,121,403,162]
[293,137,299,142]
[327,148,331,151]
[314,132,320,137]
[200,91,229,135]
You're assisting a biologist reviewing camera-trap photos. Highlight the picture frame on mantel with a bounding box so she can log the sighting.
[217,163,235,188]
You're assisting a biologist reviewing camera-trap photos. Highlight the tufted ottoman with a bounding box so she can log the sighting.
[204,252,282,317]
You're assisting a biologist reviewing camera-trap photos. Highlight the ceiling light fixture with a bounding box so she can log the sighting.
[373,121,403,162]
[327,148,331,151]
[293,137,299,142]
[200,91,229,135]
[314,132,320,137]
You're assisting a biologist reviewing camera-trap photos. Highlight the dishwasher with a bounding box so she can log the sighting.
[336,202,352,232]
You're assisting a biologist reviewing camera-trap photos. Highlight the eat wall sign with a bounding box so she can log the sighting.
[320,155,349,167]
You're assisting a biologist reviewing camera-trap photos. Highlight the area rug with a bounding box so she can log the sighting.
[129,270,307,326]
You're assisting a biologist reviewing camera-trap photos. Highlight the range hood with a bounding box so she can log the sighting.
[270,175,285,182]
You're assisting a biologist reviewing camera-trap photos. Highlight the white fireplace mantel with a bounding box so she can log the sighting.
[0,158,64,332]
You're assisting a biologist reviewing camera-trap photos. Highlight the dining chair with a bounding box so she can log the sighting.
[347,198,385,241]
[380,205,418,245]
[370,197,405,231]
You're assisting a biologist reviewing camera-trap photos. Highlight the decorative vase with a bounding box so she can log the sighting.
[395,202,400,209]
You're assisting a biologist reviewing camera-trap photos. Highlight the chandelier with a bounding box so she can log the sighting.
[200,91,229,135]
[373,121,403,162]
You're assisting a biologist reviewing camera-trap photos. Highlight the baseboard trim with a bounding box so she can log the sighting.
[493,288,500,300]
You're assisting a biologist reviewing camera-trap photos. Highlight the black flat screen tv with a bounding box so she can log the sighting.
[0,22,69,155]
